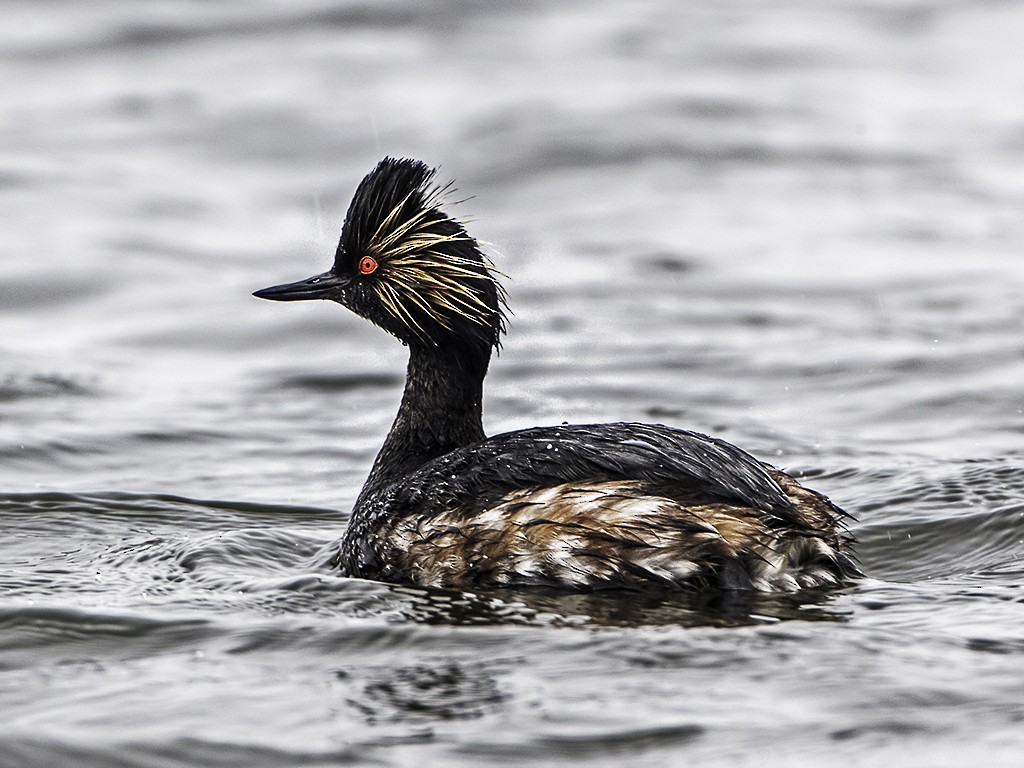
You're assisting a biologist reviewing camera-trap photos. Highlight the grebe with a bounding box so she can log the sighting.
[254,157,859,591]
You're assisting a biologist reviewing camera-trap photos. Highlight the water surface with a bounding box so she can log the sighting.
[3,1,1024,766]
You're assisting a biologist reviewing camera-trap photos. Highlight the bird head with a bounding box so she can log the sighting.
[254,157,507,357]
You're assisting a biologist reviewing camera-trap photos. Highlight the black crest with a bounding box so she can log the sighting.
[336,157,507,353]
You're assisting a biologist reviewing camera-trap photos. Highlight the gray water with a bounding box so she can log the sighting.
[3,1,1024,766]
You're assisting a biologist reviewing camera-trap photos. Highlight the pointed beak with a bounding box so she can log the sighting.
[252,271,349,302]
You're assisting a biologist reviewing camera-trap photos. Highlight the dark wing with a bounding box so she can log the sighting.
[391,422,798,523]
[341,422,856,589]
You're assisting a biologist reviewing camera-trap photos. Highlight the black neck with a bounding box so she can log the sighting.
[358,343,489,500]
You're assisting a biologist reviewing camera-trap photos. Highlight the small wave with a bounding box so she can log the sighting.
[0,736,367,768]
[0,605,214,669]
[12,1,477,61]
[338,657,511,725]
[0,490,341,526]
[859,508,1024,582]
[1,491,346,613]
[459,722,704,763]
[0,373,97,402]
[261,371,403,394]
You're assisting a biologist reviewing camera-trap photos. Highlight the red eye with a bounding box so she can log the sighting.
[358,255,378,275]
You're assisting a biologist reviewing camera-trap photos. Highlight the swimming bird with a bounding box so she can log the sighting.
[254,157,859,591]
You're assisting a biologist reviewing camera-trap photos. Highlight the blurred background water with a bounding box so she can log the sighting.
[2,1,1024,766]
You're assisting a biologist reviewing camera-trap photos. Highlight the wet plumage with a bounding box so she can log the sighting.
[254,157,859,592]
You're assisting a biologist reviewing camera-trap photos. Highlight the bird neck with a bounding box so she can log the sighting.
[359,343,489,498]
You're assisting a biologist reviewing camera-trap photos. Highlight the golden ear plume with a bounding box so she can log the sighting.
[340,158,508,350]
